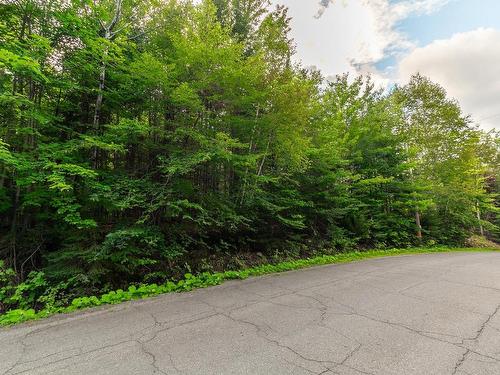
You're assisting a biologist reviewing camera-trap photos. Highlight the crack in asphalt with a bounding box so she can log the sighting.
[138,339,170,375]
[203,304,336,372]
[135,310,181,375]
[309,288,500,374]
[440,279,500,293]
[1,337,28,375]
[4,310,219,375]
[451,303,500,374]
[5,339,136,375]
[197,297,372,375]
[452,350,471,375]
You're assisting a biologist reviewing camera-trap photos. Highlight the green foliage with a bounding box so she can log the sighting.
[0,260,50,313]
[0,309,38,326]
[94,226,183,278]
[0,260,17,312]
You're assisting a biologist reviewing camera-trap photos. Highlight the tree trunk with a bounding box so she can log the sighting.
[239,105,260,205]
[257,134,271,176]
[415,210,422,239]
[476,202,484,236]
[93,29,110,130]
[10,184,20,274]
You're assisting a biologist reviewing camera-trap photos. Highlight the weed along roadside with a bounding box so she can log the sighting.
[0,247,496,327]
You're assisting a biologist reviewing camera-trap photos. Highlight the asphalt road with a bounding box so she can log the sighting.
[1,252,500,375]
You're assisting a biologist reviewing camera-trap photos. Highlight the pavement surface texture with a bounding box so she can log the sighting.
[1,251,500,375]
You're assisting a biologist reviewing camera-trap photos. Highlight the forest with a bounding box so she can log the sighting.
[0,0,499,318]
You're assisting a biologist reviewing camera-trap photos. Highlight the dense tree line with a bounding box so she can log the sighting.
[0,0,498,311]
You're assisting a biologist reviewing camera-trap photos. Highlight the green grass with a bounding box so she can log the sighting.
[1,246,497,327]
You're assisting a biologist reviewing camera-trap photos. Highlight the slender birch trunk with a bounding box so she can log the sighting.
[92,0,123,166]
[476,202,484,236]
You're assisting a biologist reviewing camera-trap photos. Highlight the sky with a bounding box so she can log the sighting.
[270,0,500,131]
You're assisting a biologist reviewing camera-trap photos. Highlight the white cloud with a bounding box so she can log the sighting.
[274,0,449,87]
[398,28,500,130]
[352,0,451,63]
